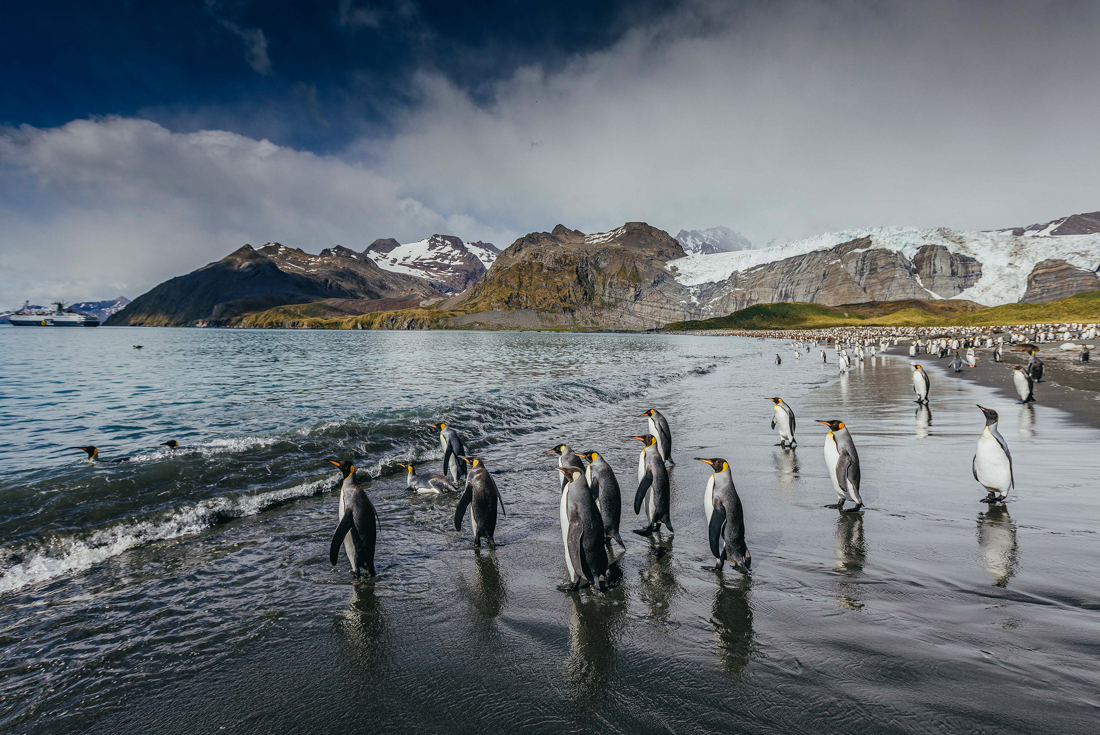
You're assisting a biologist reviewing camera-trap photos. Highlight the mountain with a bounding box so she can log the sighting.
[674,226,753,255]
[363,234,499,292]
[69,297,130,322]
[450,222,693,330]
[107,243,439,326]
[674,218,1100,309]
[1003,211,1100,237]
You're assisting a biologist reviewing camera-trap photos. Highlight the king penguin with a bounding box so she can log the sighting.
[556,466,609,591]
[430,423,468,484]
[632,435,673,535]
[912,364,930,404]
[696,458,750,573]
[71,446,131,463]
[328,459,379,577]
[973,406,1013,504]
[549,444,586,491]
[1010,366,1035,403]
[400,463,457,494]
[1027,350,1044,382]
[642,408,674,465]
[816,420,864,512]
[578,450,625,548]
[768,397,797,447]
[454,456,506,547]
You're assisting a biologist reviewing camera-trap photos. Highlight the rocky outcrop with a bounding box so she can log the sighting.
[1007,211,1100,237]
[68,297,131,322]
[911,244,982,297]
[364,234,496,292]
[675,226,753,254]
[454,223,696,330]
[1020,259,1100,303]
[107,243,438,326]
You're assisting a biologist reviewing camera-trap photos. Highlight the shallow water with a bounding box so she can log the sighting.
[1,327,1099,733]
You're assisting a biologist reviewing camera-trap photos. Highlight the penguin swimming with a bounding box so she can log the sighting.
[328,459,378,577]
[696,458,750,573]
[973,406,1013,504]
[632,435,673,535]
[160,440,180,450]
[71,446,130,463]
[642,408,674,465]
[816,420,864,512]
[912,364,930,404]
[400,462,457,494]
[430,423,468,484]
[768,397,796,447]
[578,450,625,548]
[556,466,609,591]
[1010,366,1035,403]
[454,456,506,548]
[549,444,586,491]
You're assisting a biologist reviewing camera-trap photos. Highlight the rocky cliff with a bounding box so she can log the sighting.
[1020,259,1100,303]
[364,235,499,292]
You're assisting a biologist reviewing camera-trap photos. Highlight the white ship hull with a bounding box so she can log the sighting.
[8,302,99,327]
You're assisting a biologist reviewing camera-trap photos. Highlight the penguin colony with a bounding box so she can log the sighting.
[70,327,1055,591]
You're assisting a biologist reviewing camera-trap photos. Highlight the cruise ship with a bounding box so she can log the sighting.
[8,302,100,327]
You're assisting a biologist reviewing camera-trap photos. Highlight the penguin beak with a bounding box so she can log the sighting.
[546,449,558,455]
[630,436,646,443]
[460,456,472,464]
[329,460,341,467]
[694,458,714,466]
[429,424,438,430]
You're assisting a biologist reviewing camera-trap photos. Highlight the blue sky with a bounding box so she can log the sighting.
[2,0,1100,305]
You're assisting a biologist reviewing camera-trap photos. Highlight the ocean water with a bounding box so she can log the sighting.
[1,326,1099,733]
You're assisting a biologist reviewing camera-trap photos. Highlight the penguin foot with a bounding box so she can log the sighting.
[701,563,723,572]
[824,502,844,509]
[632,527,655,536]
[844,504,864,513]
[556,582,579,592]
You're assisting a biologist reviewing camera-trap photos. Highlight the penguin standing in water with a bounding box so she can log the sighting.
[549,444,586,490]
[696,458,750,573]
[1027,350,1044,382]
[454,456,506,548]
[642,408,674,465]
[775,353,782,365]
[632,435,673,535]
[820,349,827,364]
[556,466,609,591]
[912,364,930,404]
[816,420,864,512]
[71,446,130,463]
[578,451,624,548]
[328,459,378,577]
[430,423,467,484]
[400,463,457,494]
[1010,366,1035,403]
[973,406,1013,504]
[767,397,796,447]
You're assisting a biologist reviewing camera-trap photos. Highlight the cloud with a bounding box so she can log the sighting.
[366,0,1100,244]
[337,0,381,29]
[206,1,273,76]
[0,118,515,306]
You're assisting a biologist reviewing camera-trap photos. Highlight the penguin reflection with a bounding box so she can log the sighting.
[338,582,386,664]
[565,562,626,697]
[1017,404,1035,438]
[711,575,754,675]
[639,536,678,620]
[833,512,866,610]
[915,404,932,440]
[978,506,1018,587]
[464,547,507,619]
[772,449,800,504]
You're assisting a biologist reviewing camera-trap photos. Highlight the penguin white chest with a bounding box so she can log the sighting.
[912,370,927,398]
[1013,371,1030,399]
[823,435,844,496]
[975,430,1012,494]
[774,407,792,440]
[339,485,358,570]
[559,488,574,580]
[703,475,715,525]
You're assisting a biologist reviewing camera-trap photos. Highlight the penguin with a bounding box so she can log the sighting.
[911,364,930,404]
[71,446,130,463]
[400,462,457,494]
[548,444,586,491]
[966,347,977,368]
[775,353,782,365]
[556,466,609,591]
[1010,366,1035,403]
[820,349,827,364]
[816,420,864,512]
[973,406,1013,504]
[1027,350,1044,382]
[578,450,625,548]
[767,397,796,447]
[454,456,506,547]
[696,458,750,573]
[949,351,964,372]
[430,423,467,484]
[993,343,1002,363]
[160,440,180,450]
[328,459,378,577]
[642,408,674,465]
[632,435,673,535]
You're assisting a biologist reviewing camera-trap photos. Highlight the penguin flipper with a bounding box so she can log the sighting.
[789,409,796,437]
[836,452,860,497]
[454,486,473,532]
[567,522,586,584]
[708,504,726,560]
[442,443,455,479]
[329,512,355,565]
[634,472,653,515]
[770,416,776,430]
[972,455,979,483]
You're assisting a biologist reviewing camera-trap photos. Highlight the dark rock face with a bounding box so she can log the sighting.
[365,238,401,256]
[107,243,437,326]
[1020,259,1100,303]
[1006,211,1100,237]
[911,244,982,297]
[457,222,694,330]
[69,297,131,322]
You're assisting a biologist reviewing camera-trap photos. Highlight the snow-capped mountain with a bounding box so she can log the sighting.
[70,297,130,322]
[671,223,1100,307]
[363,235,499,293]
[674,226,753,255]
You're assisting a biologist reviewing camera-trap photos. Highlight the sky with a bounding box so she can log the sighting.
[2,0,1100,306]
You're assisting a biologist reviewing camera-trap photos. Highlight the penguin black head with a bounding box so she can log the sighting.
[161,440,178,449]
[694,457,729,472]
[578,450,598,463]
[641,409,655,417]
[913,365,921,371]
[461,456,483,469]
[767,397,782,405]
[399,463,415,474]
[329,459,355,479]
[815,420,845,432]
[631,434,657,447]
[429,423,445,432]
[977,405,999,426]
[73,446,98,460]
[547,444,568,456]
[555,466,583,482]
